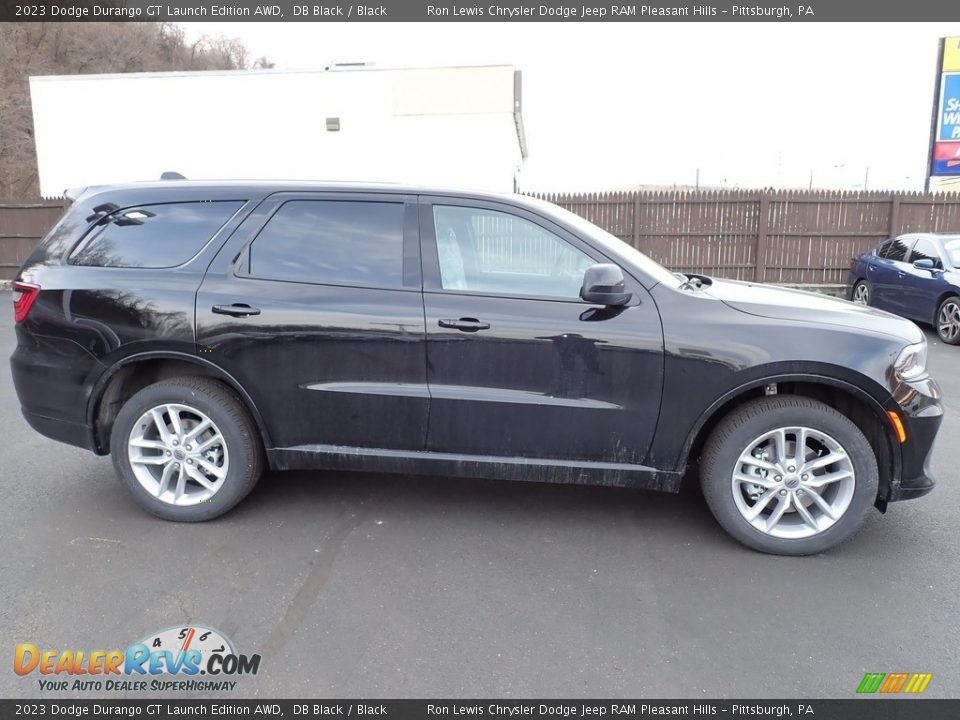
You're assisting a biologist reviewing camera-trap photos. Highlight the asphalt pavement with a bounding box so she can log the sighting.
[1,292,958,699]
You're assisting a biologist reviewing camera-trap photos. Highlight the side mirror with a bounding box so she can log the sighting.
[913,258,936,271]
[580,263,632,306]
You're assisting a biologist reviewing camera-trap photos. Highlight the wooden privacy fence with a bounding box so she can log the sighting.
[532,190,960,285]
[0,202,66,281]
[3,191,960,284]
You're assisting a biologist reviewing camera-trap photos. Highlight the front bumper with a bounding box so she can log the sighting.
[885,374,942,503]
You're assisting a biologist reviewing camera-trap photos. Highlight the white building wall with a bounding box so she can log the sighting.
[29,66,524,197]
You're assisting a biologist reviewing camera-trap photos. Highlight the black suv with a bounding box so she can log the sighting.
[10,181,942,554]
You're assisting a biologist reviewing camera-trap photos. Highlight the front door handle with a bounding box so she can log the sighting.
[212,303,261,318]
[438,317,490,332]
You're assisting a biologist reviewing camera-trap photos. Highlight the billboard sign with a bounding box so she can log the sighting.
[931,37,960,177]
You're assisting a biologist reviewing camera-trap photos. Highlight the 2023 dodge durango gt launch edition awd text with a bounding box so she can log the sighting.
[10,181,943,554]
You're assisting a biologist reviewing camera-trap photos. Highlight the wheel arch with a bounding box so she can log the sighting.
[87,352,272,455]
[680,374,899,505]
[932,290,960,326]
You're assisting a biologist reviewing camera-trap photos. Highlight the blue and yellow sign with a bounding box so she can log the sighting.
[933,37,960,176]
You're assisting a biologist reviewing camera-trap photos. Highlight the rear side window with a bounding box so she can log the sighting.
[248,200,405,288]
[877,236,911,262]
[71,201,243,268]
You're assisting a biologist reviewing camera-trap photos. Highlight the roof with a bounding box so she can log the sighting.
[71,178,542,206]
[899,232,960,241]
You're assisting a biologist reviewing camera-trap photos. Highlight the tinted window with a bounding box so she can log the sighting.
[71,201,242,268]
[878,236,911,262]
[908,238,943,268]
[249,200,404,288]
[433,205,594,299]
[874,240,892,257]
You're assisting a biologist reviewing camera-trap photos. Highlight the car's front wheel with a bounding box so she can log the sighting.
[700,396,878,555]
[110,377,264,521]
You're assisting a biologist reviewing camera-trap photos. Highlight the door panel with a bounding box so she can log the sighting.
[419,197,664,465]
[423,294,663,463]
[871,236,915,314]
[195,193,429,451]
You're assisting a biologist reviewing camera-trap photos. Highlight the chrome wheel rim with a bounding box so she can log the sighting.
[128,404,229,506]
[732,426,855,539]
[852,283,869,305]
[938,301,960,342]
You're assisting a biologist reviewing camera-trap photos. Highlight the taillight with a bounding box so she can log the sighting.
[11,281,40,323]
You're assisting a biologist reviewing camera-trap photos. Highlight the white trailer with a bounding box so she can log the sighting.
[29,64,527,198]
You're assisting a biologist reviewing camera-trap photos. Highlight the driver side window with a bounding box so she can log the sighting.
[908,238,943,269]
[432,205,594,299]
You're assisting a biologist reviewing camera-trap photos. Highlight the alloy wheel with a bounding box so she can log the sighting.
[127,403,229,506]
[732,426,855,539]
[938,300,960,343]
[852,283,869,305]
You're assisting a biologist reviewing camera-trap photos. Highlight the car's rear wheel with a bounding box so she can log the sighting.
[700,396,878,555]
[110,377,264,521]
[852,280,870,305]
[936,296,960,345]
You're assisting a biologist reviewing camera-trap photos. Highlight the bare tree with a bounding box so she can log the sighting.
[0,22,270,200]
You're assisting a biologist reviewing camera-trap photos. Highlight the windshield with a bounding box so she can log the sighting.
[943,236,960,268]
[526,198,683,288]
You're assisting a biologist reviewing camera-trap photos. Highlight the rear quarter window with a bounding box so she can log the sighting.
[877,237,911,262]
[70,201,243,268]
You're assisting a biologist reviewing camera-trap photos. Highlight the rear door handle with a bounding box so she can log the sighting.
[438,317,490,332]
[212,303,261,318]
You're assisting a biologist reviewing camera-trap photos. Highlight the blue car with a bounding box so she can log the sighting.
[849,232,960,345]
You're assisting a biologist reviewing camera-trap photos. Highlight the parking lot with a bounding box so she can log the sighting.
[1,291,958,700]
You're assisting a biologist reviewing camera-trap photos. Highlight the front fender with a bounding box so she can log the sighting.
[672,371,899,481]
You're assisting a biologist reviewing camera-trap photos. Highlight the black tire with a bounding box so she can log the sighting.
[935,295,960,345]
[700,396,878,556]
[852,280,871,306]
[110,377,264,521]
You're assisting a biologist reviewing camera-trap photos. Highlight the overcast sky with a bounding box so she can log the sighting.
[183,22,960,192]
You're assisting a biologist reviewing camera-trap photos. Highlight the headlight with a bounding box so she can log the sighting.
[894,340,928,381]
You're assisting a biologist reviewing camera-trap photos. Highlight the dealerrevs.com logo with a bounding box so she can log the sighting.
[14,625,261,693]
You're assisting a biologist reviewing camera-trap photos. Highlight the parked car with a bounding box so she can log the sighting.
[10,181,942,555]
[849,233,960,344]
